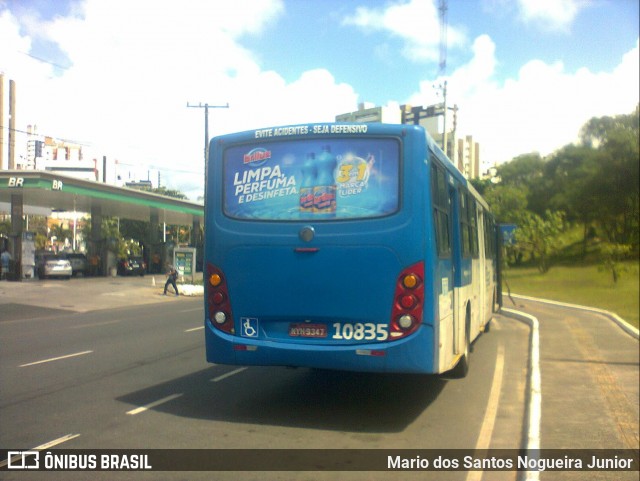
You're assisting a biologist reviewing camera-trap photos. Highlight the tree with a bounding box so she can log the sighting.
[514,210,566,273]
[0,219,9,237]
[119,186,189,247]
[483,184,529,224]
[580,105,639,148]
[118,219,153,245]
[544,145,600,257]
[142,186,188,200]
[35,234,48,251]
[49,223,72,250]
[494,153,549,216]
[481,106,639,265]
[598,243,632,284]
[583,107,639,249]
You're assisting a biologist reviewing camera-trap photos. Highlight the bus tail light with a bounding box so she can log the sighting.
[390,262,424,339]
[207,263,234,334]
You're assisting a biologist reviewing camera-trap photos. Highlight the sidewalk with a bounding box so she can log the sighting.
[0,274,203,314]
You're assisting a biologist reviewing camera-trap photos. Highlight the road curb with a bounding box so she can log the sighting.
[500,307,541,481]
[510,293,639,340]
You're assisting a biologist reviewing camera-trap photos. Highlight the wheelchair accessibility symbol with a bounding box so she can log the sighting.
[241,317,259,338]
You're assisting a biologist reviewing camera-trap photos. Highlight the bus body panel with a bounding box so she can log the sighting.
[219,244,402,338]
[205,122,495,375]
[206,321,436,373]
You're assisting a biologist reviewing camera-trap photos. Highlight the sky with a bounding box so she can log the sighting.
[0,0,638,200]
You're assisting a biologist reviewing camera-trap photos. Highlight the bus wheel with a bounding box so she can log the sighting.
[484,318,492,333]
[451,314,470,378]
[484,288,497,332]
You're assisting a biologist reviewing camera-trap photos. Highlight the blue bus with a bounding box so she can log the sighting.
[205,123,499,376]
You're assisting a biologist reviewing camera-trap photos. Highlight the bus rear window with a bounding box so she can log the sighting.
[223,138,400,221]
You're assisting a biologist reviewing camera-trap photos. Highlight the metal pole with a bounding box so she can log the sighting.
[187,102,229,204]
[204,104,209,166]
[187,102,229,165]
[442,80,448,156]
[73,196,77,251]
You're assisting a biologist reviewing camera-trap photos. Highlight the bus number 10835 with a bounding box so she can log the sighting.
[332,322,389,341]
[288,322,389,341]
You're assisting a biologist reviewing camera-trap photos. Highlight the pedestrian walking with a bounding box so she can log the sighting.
[1,248,11,280]
[164,264,179,296]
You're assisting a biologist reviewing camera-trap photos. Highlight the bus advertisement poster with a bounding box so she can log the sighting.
[222,138,401,221]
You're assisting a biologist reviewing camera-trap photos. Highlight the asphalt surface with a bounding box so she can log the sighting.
[0,275,532,481]
[0,274,199,315]
[0,277,637,481]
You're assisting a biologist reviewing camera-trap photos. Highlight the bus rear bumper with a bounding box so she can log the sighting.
[205,321,436,374]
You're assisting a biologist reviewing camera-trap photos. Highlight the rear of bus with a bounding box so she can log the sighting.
[204,123,439,374]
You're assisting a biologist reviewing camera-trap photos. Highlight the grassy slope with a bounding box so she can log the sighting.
[502,262,639,328]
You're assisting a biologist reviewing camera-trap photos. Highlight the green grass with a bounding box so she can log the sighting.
[503,262,639,328]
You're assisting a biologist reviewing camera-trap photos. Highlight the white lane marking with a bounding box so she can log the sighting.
[184,326,204,332]
[0,434,80,468]
[211,367,248,383]
[126,393,183,415]
[181,307,204,313]
[33,433,81,449]
[465,343,505,481]
[71,319,123,329]
[502,307,541,481]
[19,350,93,367]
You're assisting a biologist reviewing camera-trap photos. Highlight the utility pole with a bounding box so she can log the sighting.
[438,0,449,155]
[0,74,4,169]
[442,80,448,156]
[187,102,229,166]
[9,79,16,170]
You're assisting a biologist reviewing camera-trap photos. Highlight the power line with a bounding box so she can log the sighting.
[18,50,71,71]
[116,160,201,175]
[0,124,92,146]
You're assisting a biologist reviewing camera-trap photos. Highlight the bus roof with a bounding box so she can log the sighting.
[424,127,490,212]
[211,122,491,213]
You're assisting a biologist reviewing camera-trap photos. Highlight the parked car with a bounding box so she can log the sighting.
[117,256,146,276]
[60,253,88,276]
[36,254,72,279]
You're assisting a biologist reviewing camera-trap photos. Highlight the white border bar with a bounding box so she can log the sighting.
[511,293,639,339]
[501,307,541,481]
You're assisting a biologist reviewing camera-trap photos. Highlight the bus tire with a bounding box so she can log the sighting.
[484,318,492,333]
[451,313,470,378]
[484,288,497,332]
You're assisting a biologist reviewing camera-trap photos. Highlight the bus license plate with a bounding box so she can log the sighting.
[289,323,327,338]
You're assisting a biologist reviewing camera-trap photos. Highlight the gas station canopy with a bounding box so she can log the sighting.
[0,170,204,225]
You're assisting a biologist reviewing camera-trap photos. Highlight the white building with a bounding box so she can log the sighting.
[23,125,99,181]
[336,103,483,180]
[336,102,402,124]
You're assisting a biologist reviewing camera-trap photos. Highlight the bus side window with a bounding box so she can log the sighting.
[431,163,451,257]
[484,215,495,259]
[469,197,479,258]
[459,189,479,259]
[459,189,470,258]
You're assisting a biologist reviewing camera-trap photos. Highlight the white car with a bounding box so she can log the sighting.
[38,255,72,279]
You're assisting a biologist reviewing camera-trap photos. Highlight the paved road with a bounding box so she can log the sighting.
[0,275,192,314]
[504,295,639,481]
[0,277,530,480]
[0,278,637,480]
